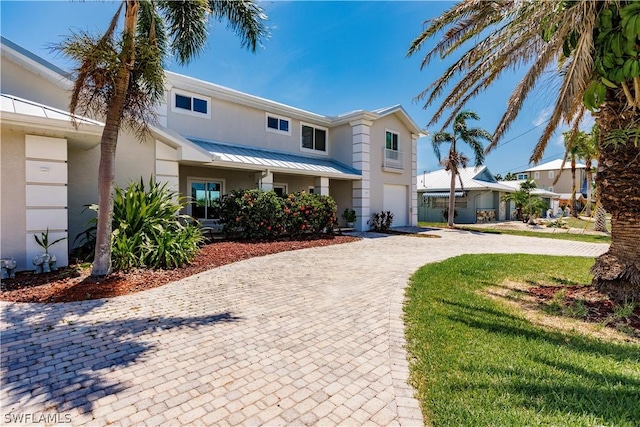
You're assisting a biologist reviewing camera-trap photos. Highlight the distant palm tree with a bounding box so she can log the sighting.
[504,172,518,181]
[408,0,640,302]
[431,110,491,227]
[580,125,599,217]
[58,0,268,277]
[563,130,588,218]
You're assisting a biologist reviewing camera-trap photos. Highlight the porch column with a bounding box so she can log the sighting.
[410,133,419,226]
[314,177,329,196]
[255,170,273,191]
[350,119,373,231]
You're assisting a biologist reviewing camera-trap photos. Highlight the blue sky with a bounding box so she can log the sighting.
[1,0,577,176]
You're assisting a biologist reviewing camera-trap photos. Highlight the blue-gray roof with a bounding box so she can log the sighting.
[188,138,361,178]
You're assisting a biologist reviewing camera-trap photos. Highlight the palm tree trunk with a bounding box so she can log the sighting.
[448,167,456,227]
[585,159,592,217]
[591,91,640,302]
[593,198,607,233]
[571,157,578,218]
[91,0,139,277]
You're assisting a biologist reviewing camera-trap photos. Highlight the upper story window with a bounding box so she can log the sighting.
[548,171,554,179]
[386,131,399,151]
[534,171,540,179]
[517,173,528,180]
[301,123,327,153]
[266,113,291,135]
[171,89,211,118]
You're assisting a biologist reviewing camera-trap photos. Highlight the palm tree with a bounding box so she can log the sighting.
[408,1,640,302]
[431,110,491,227]
[562,130,588,218]
[58,0,268,277]
[579,124,599,217]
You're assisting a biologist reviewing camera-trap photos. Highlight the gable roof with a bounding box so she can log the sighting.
[525,159,586,172]
[417,166,514,193]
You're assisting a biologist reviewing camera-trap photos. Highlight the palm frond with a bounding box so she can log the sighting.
[209,0,269,52]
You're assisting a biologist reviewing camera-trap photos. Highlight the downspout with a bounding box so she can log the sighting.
[257,169,270,188]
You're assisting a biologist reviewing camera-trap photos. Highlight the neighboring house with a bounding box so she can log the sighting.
[498,180,561,218]
[417,166,515,223]
[516,159,588,198]
[1,37,421,271]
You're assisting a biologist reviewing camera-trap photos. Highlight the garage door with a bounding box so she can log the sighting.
[383,184,408,227]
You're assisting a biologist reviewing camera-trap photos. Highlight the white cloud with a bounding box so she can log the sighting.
[532,107,553,127]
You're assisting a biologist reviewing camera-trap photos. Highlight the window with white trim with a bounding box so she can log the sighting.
[172,90,211,118]
[548,171,554,179]
[548,186,554,192]
[534,171,540,179]
[385,131,399,151]
[301,124,327,153]
[517,173,528,180]
[266,114,291,135]
[189,179,222,219]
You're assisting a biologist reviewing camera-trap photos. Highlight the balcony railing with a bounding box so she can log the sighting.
[383,148,404,170]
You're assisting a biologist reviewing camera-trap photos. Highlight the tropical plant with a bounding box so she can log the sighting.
[342,208,357,224]
[34,227,66,255]
[493,173,503,181]
[431,110,492,227]
[504,172,518,181]
[57,0,268,277]
[580,124,600,217]
[562,129,589,217]
[368,211,394,232]
[408,0,640,302]
[502,179,548,224]
[78,178,203,270]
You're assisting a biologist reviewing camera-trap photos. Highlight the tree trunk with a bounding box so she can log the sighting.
[593,198,607,233]
[585,159,592,217]
[591,91,640,302]
[448,165,456,227]
[571,157,578,218]
[91,0,139,277]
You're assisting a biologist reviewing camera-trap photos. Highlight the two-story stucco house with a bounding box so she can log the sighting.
[516,159,588,210]
[1,37,421,271]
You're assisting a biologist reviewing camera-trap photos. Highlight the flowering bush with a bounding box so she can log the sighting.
[220,189,285,240]
[284,192,337,238]
[219,189,337,240]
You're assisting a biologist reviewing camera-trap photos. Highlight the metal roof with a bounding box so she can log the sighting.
[417,166,515,192]
[188,138,362,179]
[1,94,103,126]
[525,159,586,172]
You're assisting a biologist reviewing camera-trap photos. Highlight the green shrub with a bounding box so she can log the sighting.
[76,178,203,270]
[219,189,337,240]
[284,192,336,237]
[220,189,286,240]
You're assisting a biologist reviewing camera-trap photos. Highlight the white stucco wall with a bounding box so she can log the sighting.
[0,130,27,269]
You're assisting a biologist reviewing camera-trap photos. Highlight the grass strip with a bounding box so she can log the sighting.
[404,254,639,426]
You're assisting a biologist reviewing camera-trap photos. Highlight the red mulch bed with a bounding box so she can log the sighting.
[528,284,640,337]
[1,236,361,304]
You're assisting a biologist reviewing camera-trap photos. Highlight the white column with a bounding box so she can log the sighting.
[25,135,68,269]
[410,133,419,226]
[255,170,274,191]
[350,119,373,231]
[314,177,329,196]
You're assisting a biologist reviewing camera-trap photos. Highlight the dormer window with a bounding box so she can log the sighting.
[172,90,211,118]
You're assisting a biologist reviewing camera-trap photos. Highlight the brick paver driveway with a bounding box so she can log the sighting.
[1,230,608,426]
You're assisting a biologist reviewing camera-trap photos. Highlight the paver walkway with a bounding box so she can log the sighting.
[1,230,608,426]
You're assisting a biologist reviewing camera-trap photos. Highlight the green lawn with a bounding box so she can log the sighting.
[417,221,611,244]
[404,254,640,426]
